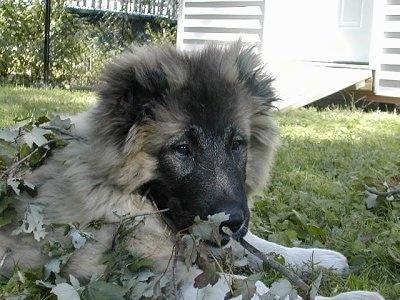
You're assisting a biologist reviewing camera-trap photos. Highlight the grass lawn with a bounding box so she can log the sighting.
[0,86,399,299]
[0,86,96,128]
[253,109,400,299]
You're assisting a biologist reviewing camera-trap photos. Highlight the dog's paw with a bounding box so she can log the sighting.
[286,247,349,275]
[316,291,385,300]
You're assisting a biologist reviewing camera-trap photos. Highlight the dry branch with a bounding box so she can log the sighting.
[363,183,400,197]
[1,140,54,179]
[240,238,311,299]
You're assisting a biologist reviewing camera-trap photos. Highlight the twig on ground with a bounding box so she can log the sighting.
[0,249,11,270]
[363,183,400,197]
[1,140,54,179]
[239,238,311,299]
[172,242,180,300]
[110,208,170,251]
[40,125,85,141]
[112,208,170,222]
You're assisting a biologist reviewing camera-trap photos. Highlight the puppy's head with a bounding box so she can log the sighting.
[93,42,280,240]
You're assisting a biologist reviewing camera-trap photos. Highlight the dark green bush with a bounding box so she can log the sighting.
[0,0,176,87]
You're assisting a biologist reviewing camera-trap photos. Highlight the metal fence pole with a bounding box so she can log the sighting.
[44,0,51,85]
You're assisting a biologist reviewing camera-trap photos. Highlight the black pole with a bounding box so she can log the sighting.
[44,0,51,86]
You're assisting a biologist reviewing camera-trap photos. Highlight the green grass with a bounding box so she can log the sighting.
[254,109,400,299]
[0,86,96,128]
[0,86,399,299]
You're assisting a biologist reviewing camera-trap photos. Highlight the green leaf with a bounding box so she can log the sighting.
[51,283,80,300]
[207,212,230,225]
[309,272,323,299]
[22,179,37,197]
[69,227,87,249]
[193,257,220,289]
[0,207,16,228]
[82,280,126,300]
[69,275,81,289]
[191,217,213,240]
[0,140,17,167]
[35,116,50,126]
[306,224,328,243]
[19,143,32,159]
[0,180,7,197]
[224,274,260,300]
[24,127,49,148]
[7,177,21,195]
[365,191,378,209]
[49,115,72,130]
[0,195,14,214]
[291,209,308,226]
[191,212,230,241]
[45,254,71,279]
[182,236,198,268]
[268,278,294,299]
[45,258,62,277]
[12,204,47,241]
[0,128,18,143]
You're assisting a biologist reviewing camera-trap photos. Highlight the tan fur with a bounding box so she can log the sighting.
[0,42,279,293]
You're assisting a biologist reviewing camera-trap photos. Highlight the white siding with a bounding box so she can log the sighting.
[375,0,400,97]
[177,0,265,51]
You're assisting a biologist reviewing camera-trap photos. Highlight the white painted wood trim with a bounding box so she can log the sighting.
[184,0,262,2]
[183,19,263,29]
[176,0,186,50]
[183,32,261,42]
[184,6,263,16]
[381,53,400,65]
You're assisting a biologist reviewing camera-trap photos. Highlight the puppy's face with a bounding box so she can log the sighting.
[95,43,279,241]
[147,81,251,240]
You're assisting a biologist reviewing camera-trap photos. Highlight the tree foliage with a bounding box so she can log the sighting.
[0,0,177,87]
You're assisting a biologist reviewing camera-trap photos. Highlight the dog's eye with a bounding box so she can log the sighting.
[175,144,190,157]
[231,139,244,152]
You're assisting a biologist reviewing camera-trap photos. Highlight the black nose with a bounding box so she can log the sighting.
[221,212,244,234]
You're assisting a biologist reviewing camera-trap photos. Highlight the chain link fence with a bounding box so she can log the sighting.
[0,0,178,87]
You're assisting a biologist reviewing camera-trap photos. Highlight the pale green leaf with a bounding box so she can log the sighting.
[24,127,49,148]
[269,279,293,298]
[82,280,126,300]
[7,178,21,195]
[0,207,16,228]
[51,283,80,300]
[309,272,323,299]
[207,212,230,225]
[224,274,260,300]
[69,274,81,289]
[12,204,47,241]
[70,227,87,249]
[45,259,61,278]
[365,191,378,209]
[50,115,72,130]
[0,129,18,143]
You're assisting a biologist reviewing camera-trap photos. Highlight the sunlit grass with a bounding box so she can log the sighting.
[254,108,400,299]
[0,86,96,128]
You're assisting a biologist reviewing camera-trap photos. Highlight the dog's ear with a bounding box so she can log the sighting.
[98,48,170,121]
[94,46,175,142]
[235,45,277,107]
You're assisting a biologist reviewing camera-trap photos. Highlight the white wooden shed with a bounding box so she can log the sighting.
[176,0,400,110]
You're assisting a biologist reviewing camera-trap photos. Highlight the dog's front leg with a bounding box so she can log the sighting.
[243,231,349,275]
[239,231,384,300]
